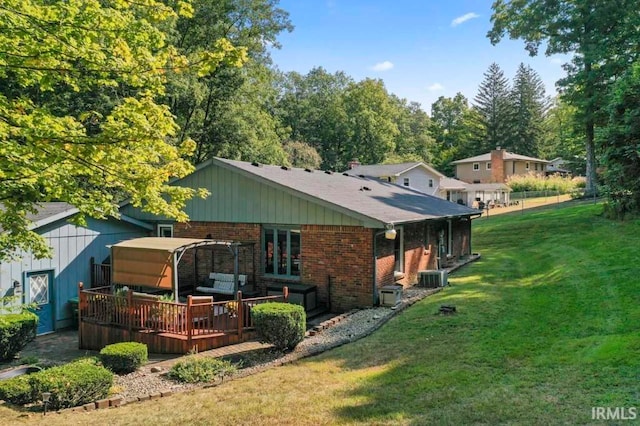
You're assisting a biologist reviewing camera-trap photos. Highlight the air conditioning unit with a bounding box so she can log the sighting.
[378,285,403,306]
[418,270,448,288]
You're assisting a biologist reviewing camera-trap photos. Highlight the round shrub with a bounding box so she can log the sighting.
[0,312,38,361]
[1,358,114,409]
[168,356,237,383]
[251,302,306,351]
[0,374,34,405]
[99,342,148,374]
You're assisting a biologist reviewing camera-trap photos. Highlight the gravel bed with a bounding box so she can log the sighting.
[112,285,441,401]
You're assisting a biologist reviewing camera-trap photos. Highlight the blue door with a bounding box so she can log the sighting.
[27,270,55,335]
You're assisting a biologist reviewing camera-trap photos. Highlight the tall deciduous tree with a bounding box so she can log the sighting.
[540,97,585,175]
[601,61,640,217]
[277,67,353,169]
[488,0,640,195]
[430,93,483,175]
[508,63,549,156]
[389,96,435,164]
[473,63,512,152]
[0,0,243,260]
[342,79,399,168]
[168,0,292,163]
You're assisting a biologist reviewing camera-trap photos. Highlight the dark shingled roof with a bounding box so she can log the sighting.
[213,158,479,226]
[0,202,78,232]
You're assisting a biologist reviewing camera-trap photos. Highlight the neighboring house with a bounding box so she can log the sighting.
[346,161,485,207]
[121,158,480,312]
[347,162,446,197]
[546,157,571,176]
[452,148,549,184]
[0,203,151,334]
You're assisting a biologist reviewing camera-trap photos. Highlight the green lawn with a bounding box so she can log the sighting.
[3,202,639,425]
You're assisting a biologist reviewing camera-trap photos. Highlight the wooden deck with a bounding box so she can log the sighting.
[78,284,287,354]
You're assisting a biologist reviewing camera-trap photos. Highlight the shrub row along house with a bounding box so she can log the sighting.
[1,158,480,337]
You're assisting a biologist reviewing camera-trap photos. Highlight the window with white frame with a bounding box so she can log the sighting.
[473,162,479,171]
[428,179,433,188]
[486,162,492,170]
[157,224,173,237]
[525,162,530,170]
[403,177,410,187]
[263,227,301,278]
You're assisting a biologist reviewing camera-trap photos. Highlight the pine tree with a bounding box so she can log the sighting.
[508,63,549,156]
[473,63,511,153]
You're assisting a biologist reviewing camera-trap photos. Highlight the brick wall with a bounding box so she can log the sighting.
[301,225,373,312]
[171,218,472,311]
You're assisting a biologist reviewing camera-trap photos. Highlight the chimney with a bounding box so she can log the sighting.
[491,147,505,183]
[347,159,361,170]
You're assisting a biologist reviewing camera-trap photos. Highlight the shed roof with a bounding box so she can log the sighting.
[464,183,512,192]
[211,158,479,226]
[440,177,469,191]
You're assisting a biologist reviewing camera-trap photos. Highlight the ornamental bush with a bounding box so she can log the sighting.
[0,358,113,409]
[29,358,113,410]
[168,356,237,383]
[0,312,38,361]
[251,302,306,351]
[0,374,34,405]
[99,342,148,374]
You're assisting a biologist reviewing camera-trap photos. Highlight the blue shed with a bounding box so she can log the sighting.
[0,203,152,334]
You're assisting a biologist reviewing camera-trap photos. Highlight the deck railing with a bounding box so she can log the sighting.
[78,283,288,344]
[90,260,111,287]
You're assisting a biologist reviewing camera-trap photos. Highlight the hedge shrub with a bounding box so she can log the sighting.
[251,302,306,350]
[168,356,237,383]
[99,342,148,374]
[0,359,113,409]
[0,374,34,405]
[0,312,38,361]
[28,358,113,410]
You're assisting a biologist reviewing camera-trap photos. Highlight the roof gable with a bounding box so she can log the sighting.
[211,158,477,226]
[347,162,445,179]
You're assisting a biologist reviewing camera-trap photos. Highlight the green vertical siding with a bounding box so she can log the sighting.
[121,163,364,227]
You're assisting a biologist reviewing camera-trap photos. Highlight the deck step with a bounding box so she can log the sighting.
[306,304,329,320]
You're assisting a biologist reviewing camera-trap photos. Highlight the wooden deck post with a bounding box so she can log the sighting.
[78,282,84,349]
[127,288,133,336]
[283,286,289,303]
[237,291,243,340]
[186,295,193,351]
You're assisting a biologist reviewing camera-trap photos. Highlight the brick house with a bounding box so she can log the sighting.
[121,158,480,312]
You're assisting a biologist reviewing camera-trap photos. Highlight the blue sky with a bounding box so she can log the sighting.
[270,0,569,112]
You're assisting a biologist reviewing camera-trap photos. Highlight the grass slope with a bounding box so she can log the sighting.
[3,203,639,425]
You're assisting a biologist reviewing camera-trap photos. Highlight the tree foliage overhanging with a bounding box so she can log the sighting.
[0,0,245,260]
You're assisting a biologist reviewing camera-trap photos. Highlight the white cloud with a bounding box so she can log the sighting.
[427,83,445,92]
[451,12,480,27]
[550,57,563,64]
[370,61,394,72]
